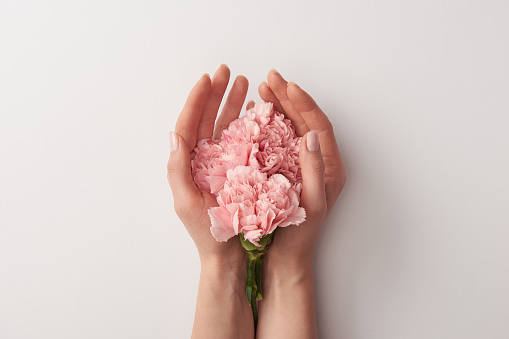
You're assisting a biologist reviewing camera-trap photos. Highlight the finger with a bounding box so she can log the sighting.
[176,74,211,149]
[287,81,340,158]
[299,131,327,217]
[288,81,346,207]
[246,100,255,110]
[266,69,309,136]
[258,81,285,114]
[287,81,334,132]
[197,64,230,141]
[213,75,249,139]
[167,131,201,207]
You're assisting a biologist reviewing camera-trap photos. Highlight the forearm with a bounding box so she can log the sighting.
[191,257,254,339]
[256,254,318,339]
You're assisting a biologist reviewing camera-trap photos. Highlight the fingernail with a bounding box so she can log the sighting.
[287,81,298,87]
[307,131,320,152]
[169,132,179,152]
[271,68,279,75]
[202,73,210,79]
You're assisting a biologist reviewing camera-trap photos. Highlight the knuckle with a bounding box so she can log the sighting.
[166,167,180,190]
[335,168,347,190]
[309,202,327,217]
[294,120,308,131]
[326,162,346,190]
[304,199,327,218]
[340,171,346,189]
[330,172,345,188]
[327,120,334,132]
[173,202,187,218]
[166,161,178,177]
[308,159,325,175]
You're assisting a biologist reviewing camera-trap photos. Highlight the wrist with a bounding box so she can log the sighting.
[199,254,248,292]
[193,251,255,339]
[263,251,314,289]
[257,253,318,339]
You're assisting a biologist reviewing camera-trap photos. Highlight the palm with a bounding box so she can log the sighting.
[257,70,346,259]
[168,65,251,260]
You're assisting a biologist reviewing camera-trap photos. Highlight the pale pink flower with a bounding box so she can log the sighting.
[191,139,253,195]
[208,166,306,246]
[191,102,302,194]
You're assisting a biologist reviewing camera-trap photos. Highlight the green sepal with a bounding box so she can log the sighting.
[239,233,273,261]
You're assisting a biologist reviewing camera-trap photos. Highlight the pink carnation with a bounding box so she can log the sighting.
[191,102,302,194]
[191,138,252,194]
[208,166,306,246]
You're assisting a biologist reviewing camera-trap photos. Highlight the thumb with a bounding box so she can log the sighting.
[299,131,327,217]
[167,131,200,204]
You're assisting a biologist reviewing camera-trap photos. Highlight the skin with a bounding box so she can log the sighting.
[256,70,346,339]
[167,65,253,339]
[167,65,346,339]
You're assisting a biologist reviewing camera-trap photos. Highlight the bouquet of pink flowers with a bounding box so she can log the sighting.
[191,102,306,324]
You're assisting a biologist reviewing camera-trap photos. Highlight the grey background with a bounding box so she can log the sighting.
[1,0,508,338]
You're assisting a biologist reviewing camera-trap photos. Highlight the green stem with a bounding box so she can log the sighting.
[251,289,258,332]
[246,259,256,306]
[246,258,258,330]
[240,234,274,333]
[255,260,263,300]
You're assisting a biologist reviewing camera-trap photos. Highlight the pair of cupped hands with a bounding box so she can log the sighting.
[167,64,346,272]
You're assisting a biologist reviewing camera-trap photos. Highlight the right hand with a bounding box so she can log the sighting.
[258,69,347,267]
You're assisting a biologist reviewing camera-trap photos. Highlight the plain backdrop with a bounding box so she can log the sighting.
[1,0,508,338]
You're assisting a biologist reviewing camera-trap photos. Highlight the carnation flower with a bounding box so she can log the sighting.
[208,166,306,246]
[191,138,252,194]
[191,102,302,195]
[190,101,307,323]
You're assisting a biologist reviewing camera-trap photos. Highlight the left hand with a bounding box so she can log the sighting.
[167,64,251,267]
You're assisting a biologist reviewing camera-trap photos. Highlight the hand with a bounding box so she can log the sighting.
[255,69,346,339]
[258,69,347,267]
[167,65,256,339]
[166,64,250,267]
